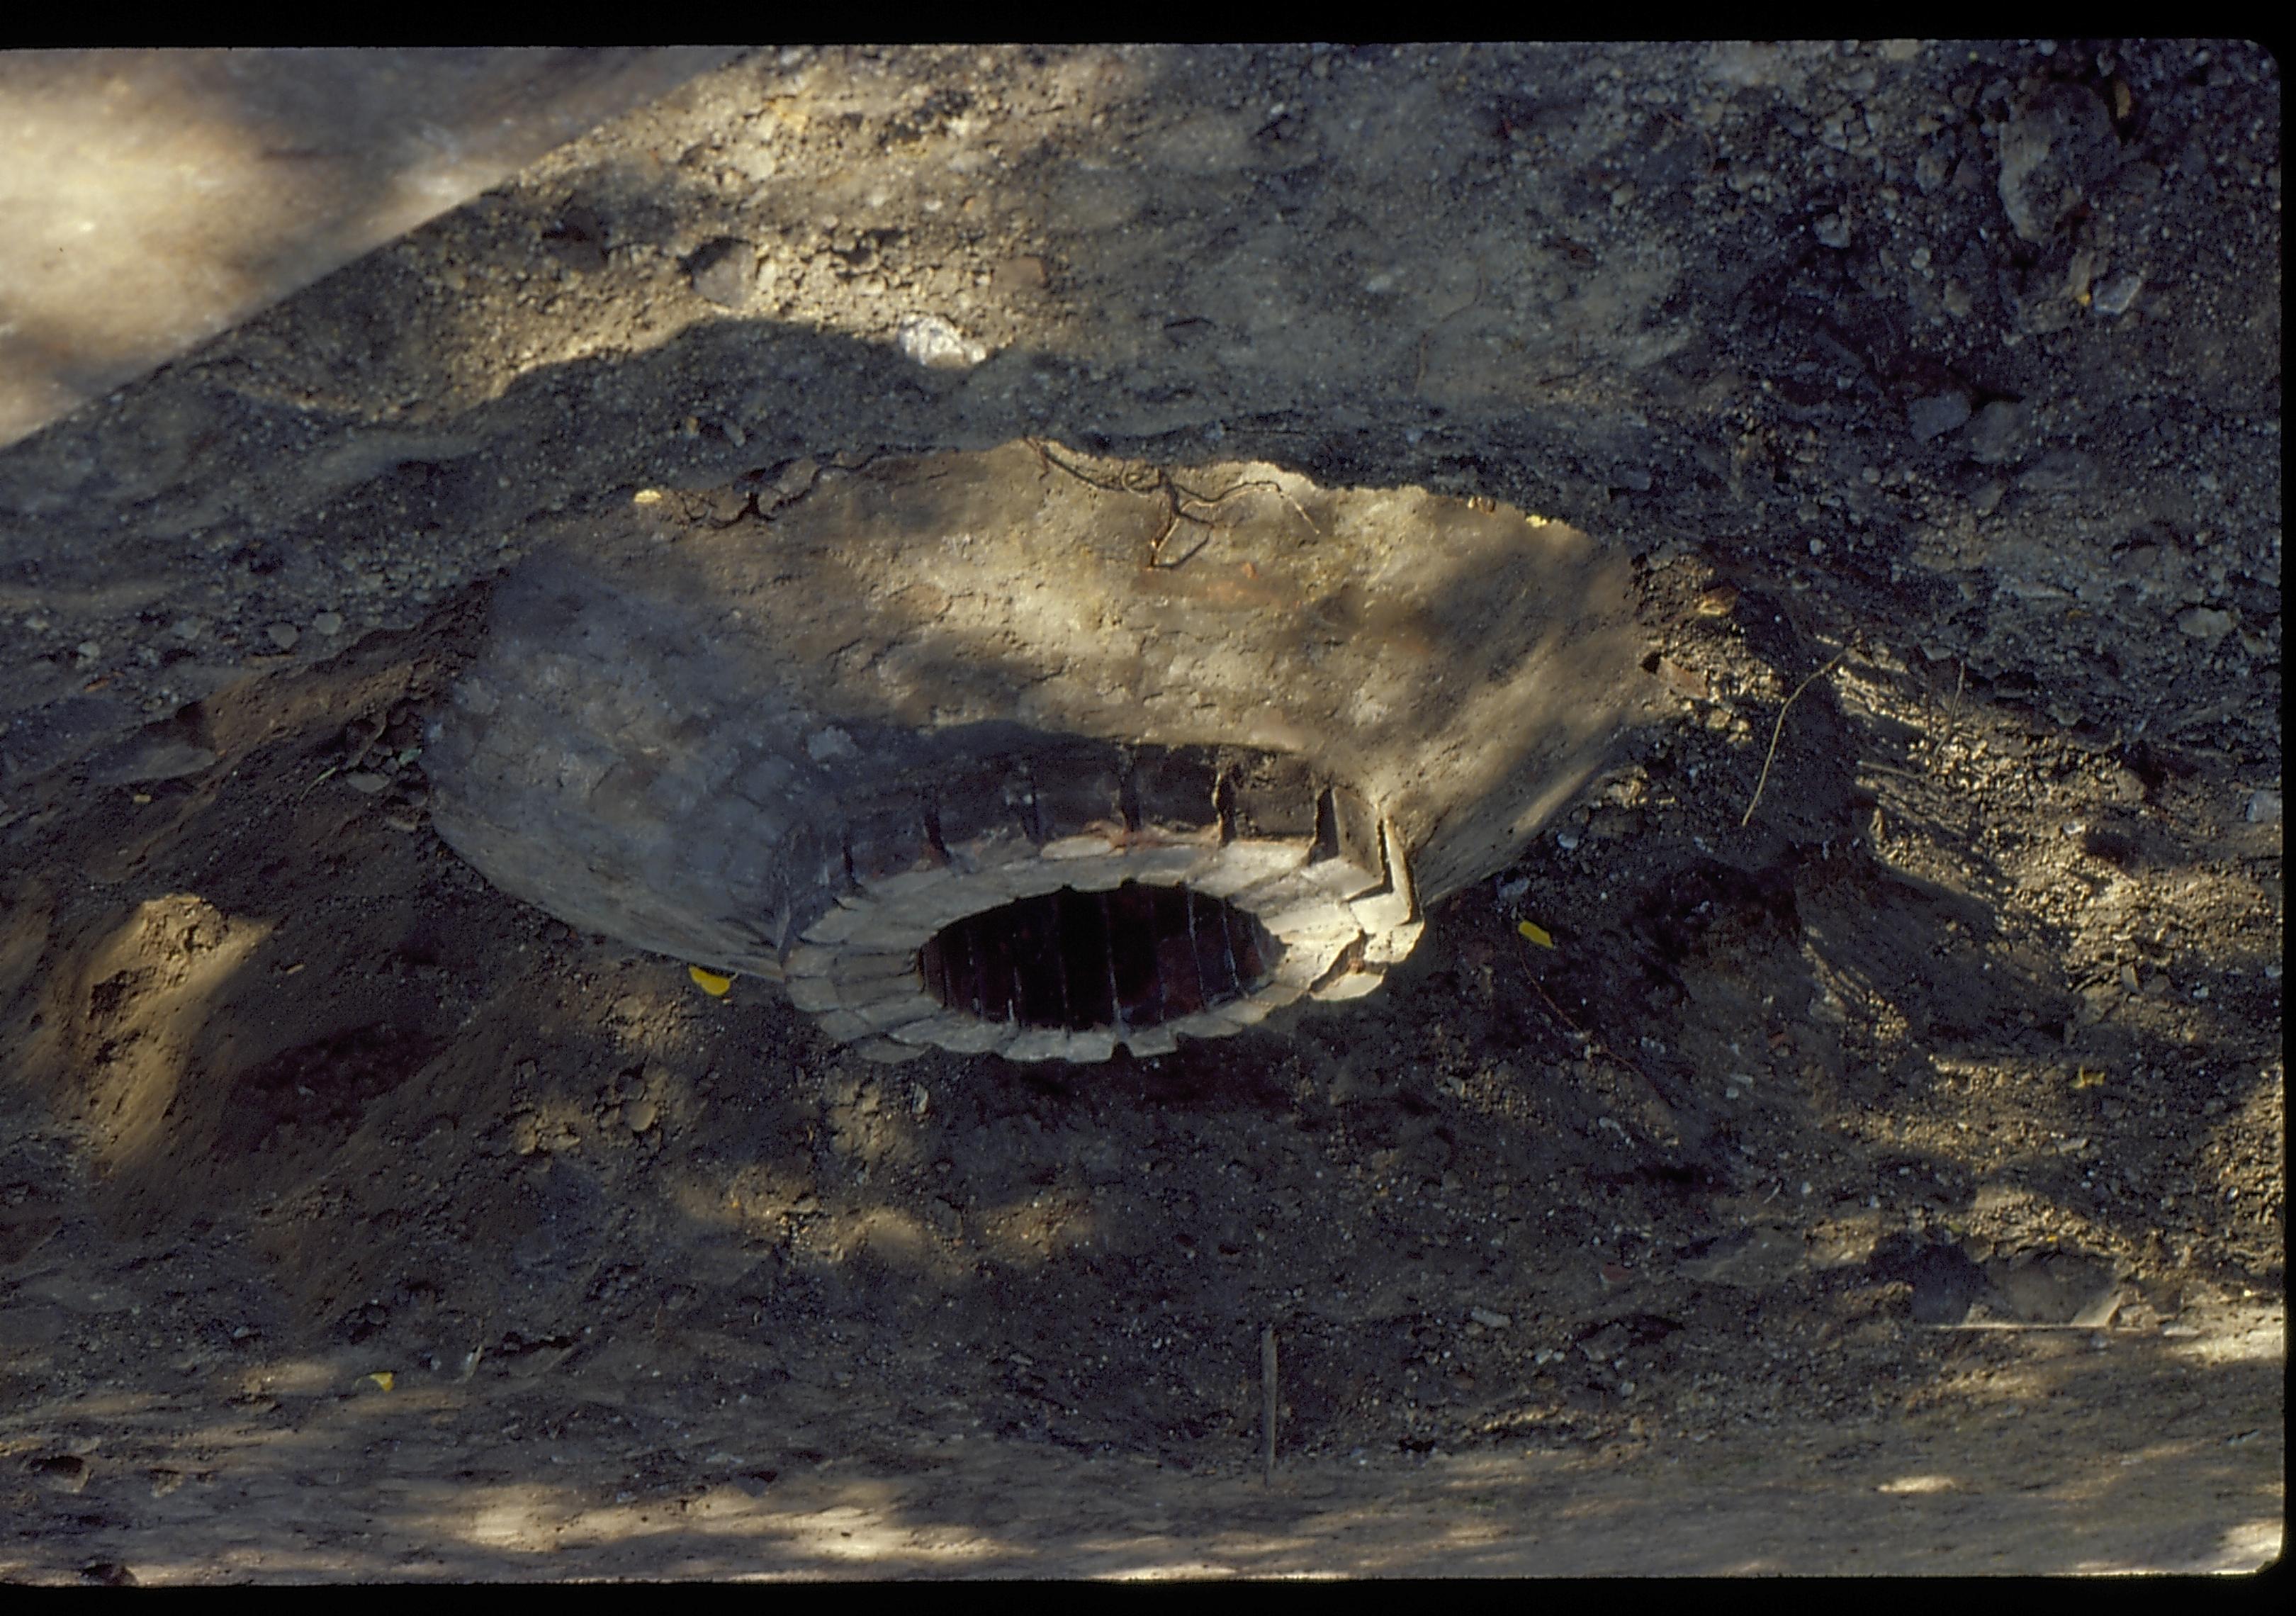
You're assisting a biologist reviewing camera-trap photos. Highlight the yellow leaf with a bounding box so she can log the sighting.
[2072,1067,2105,1089]
[1516,920,1555,949]
[365,1371,395,1391]
[689,965,733,997]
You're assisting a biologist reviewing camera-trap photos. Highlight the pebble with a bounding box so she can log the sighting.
[266,622,300,651]
[1656,656,1708,700]
[896,314,989,370]
[1813,212,1851,249]
[689,237,757,308]
[2245,790,2281,824]
[623,1098,659,1133]
[1998,82,2112,245]
[344,770,391,794]
[2091,270,2144,316]
[1470,1307,1512,1330]
[313,611,344,636]
[1908,392,1971,442]
[1966,400,2030,464]
[2174,605,2233,642]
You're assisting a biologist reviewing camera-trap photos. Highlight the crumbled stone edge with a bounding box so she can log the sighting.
[787,808,1422,1065]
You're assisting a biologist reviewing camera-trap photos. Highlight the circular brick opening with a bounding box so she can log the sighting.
[917,880,1280,1033]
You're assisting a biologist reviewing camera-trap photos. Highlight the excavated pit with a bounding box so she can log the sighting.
[917,882,1278,1033]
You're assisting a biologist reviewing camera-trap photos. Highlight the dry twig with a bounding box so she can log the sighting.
[1740,649,1847,827]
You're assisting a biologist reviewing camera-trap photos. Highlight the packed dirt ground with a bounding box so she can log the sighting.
[0,42,2281,1578]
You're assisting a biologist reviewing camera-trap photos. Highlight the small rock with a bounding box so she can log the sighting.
[1998,82,2115,244]
[804,726,857,763]
[266,622,300,651]
[1655,657,1708,700]
[2091,269,2144,316]
[623,1098,659,1134]
[688,237,757,308]
[896,314,989,371]
[1813,212,1851,249]
[1908,391,1972,442]
[769,457,820,504]
[1966,400,2030,465]
[2175,605,2234,643]
[1914,144,1954,195]
[1580,1322,1630,1359]
[344,770,392,794]
[313,611,344,636]
[2245,790,2282,824]
[1470,1307,1512,1330]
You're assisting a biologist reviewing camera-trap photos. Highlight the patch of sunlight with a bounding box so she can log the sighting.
[964,1191,1105,1269]
[246,1356,356,1397]
[2166,1306,2285,1367]
[1098,1560,1245,1579]
[81,894,274,1177]
[2211,1518,2285,1575]
[462,1488,565,1551]
[1875,1473,1959,1495]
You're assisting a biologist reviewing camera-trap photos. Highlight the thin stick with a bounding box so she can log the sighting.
[1261,1325,1278,1486]
[1740,649,1846,827]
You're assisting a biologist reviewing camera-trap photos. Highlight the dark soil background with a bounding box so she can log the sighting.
[0,42,2280,1578]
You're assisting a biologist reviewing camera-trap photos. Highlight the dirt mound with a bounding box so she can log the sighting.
[0,43,2279,1578]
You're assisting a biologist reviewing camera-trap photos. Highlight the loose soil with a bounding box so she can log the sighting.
[0,43,2280,1578]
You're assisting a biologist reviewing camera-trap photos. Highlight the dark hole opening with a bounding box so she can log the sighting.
[917,882,1281,1031]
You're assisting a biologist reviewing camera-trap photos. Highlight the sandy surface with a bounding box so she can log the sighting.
[0,47,737,448]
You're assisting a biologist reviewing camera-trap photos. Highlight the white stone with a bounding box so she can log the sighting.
[896,314,989,370]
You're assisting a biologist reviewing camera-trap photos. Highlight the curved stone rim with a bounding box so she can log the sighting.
[784,812,1422,1063]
